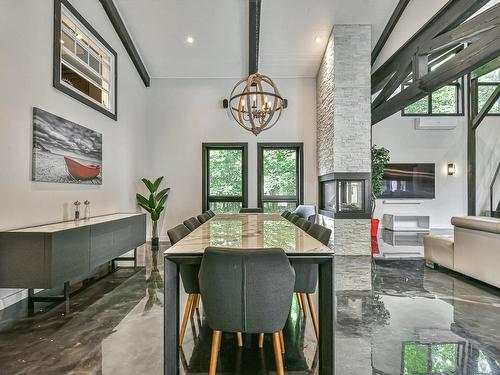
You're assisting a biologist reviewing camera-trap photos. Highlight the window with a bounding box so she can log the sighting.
[54,0,117,120]
[402,52,464,116]
[202,143,248,214]
[477,68,500,115]
[258,143,303,213]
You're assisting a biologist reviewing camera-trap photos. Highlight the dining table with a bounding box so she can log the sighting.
[163,213,335,374]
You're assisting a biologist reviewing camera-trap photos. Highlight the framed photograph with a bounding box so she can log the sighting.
[32,108,102,184]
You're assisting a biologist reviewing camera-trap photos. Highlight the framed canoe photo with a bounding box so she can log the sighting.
[32,108,102,184]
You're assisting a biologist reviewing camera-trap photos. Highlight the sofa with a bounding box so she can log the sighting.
[424,216,500,288]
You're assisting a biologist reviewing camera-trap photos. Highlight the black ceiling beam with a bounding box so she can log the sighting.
[472,84,500,129]
[249,0,262,76]
[372,28,500,124]
[99,0,150,87]
[419,3,500,56]
[372,0,490,94]
[371,0,410,66]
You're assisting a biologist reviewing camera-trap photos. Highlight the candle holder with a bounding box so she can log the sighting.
[84,200,91,220]
[74,201,81,222]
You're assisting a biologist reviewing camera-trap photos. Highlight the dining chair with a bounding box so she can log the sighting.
[199,247,295,375]
[167,223,201,346]
[183,217,202,231]
[197,212,211,224]
[292,205,316,222]
[239,207,264,213]
[293,223,332,341]
[281,210,291,218]
[288,214,300,224]
[206,210,216,217]
[295,217,311,232]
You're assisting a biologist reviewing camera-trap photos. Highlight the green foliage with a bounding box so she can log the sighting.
[403,343,458,375]
[136,176,170,239]
[263,149,297,196]
[372,146,390,200]
[404,83,458,115]
[209,149,242,196]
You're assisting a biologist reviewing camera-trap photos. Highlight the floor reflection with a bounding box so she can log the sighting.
[0,246,499,374]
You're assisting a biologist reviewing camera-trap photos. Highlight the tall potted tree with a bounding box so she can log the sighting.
[136,177,170,246]
[371,145,390,237]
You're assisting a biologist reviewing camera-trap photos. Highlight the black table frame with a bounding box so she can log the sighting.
[163,253,335,375]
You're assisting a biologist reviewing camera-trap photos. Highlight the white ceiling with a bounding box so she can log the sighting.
[115,0,400,79]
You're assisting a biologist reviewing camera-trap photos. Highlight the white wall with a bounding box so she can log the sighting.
[0,0,147,307]
[145,78,317,239]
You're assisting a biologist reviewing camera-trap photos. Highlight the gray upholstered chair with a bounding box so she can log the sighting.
[206,210,216,217]
[197,212,211,224]
[281,210,291,218]
[295,217,311,232]
[293,205,316,222]
[167,224,201,346]
[239,207,264,213]
[199,247,295,375]
[293,223,332,341]
[288,214,300,224]
[183,217,201,231]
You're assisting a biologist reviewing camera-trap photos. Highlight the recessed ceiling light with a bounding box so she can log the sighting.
[315,36,322,44]
[187,36,194,44]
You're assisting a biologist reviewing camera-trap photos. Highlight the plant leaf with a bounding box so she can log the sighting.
[153,176,164,192]
[156,187,170,201]
[138,203,153,214]
[142,178,155,193]
[151,210,160,221]
[136,193,150,208]
[148,193,156,208]
[157,194,168,208]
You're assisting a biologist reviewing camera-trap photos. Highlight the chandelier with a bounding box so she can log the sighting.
[224,73,287,136]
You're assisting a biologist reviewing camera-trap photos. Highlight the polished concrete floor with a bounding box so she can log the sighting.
[0,245,499,374]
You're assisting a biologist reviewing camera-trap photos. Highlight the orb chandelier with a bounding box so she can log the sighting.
[225,73,287,136]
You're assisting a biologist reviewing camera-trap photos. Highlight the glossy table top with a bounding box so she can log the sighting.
[164,213,333,256]
[8,213,143,233]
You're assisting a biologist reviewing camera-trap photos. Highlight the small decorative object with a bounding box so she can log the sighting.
[371,145,390,236]
[136,177,170,247]
[32,108,102,184]
[83,200,91,220]
[447,163,456,175]
[224,73,287,136]
[74,200,81,222]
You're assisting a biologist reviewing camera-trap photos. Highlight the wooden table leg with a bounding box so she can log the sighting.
[164,257,179,374]
[319,257,335,375]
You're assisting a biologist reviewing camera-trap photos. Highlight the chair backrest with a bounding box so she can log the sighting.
[197,212,211,224]
[199,247,295,334]
[292,205,316,221]
[307,224,332,246]
[239,207,264,213]
[167,224,191,245]
[183,217,201,231]
[281,210,291,218]
[206,210,216,217]
[289,214,300,224]
[295,217,311,232]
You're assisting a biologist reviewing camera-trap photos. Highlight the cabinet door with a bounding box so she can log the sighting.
[51,227,90,286]
[90,221,116,269]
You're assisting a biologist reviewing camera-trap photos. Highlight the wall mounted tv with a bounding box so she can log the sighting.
[381,163,435,199]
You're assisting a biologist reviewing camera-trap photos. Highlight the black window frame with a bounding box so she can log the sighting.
[257,143,304,212]
[53,0,118,121]
[202,143,248,213]
[476,80,500,117]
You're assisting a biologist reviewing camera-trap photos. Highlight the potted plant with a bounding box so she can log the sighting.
[371,145,390,237]
[136,177,170,246]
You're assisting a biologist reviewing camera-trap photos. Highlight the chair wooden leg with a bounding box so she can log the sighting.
[272,332,285,375]
[190,294,199,319]
[300,293,307,317]
[209,330,222,375]
[236,332,243,347]
[258,333,265,348]
[179,294,194,346]
[306,293,320,341]
[279,331,285,354]
[297,293,303,310]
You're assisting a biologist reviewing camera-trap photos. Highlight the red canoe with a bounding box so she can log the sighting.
[64,156,100,180]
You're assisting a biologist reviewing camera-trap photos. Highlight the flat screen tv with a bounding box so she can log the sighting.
[381,163,435,199]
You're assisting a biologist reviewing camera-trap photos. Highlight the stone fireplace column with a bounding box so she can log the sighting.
[316,25,371,255]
